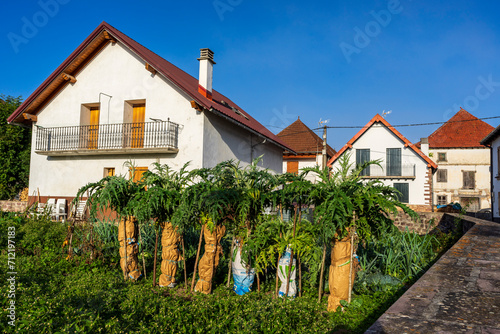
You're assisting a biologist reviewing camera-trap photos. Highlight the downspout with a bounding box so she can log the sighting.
[430,167,434,212]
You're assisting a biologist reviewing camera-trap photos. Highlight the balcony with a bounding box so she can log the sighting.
[354,163,416,179]
[35,120,179,156]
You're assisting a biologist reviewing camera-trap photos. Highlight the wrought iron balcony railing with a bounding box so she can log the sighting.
[352,163,416,178]
[35,120,179,156]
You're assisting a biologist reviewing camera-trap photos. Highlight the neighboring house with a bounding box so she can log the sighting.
[480,124,500,222]
[277,117,336,182]
[7,22,292,205]
[416,108,494,212]
[327,114,437,211]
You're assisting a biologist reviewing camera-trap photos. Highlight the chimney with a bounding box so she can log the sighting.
[420,137,429,156]
[198,48,215,101]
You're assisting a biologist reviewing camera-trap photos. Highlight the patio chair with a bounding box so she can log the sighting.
[69,200,88,222]
[55,199,67,222]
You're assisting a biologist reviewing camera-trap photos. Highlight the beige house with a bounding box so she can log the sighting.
[416,109,494,212]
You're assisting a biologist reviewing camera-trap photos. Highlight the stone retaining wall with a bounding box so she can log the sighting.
[0,200,28,212]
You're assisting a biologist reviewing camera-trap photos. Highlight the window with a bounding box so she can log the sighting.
[287,161,299,174]
[393,183,409,203]
[437,195,447,205]
[437,152,447,162]
[386,148,401,176]
[104,167,115,177]
[129,167,148,183]
[462,171,475,189]
[356,149,370,176]
[437,169,447,182]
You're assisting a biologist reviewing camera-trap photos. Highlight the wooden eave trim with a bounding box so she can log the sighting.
[103,30,117,43]
[62,73,76,83]
[190,100,204,112]
[23,113,37,121]
[145,63,157,75]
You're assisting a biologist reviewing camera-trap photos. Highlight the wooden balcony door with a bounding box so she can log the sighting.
[131,104,145,148]
[88,107,100,149]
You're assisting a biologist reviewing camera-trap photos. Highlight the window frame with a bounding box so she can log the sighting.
[437,195,447,206]
[437,152,447,162]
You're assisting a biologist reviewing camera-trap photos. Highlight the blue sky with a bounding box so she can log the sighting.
[2,0,500,150]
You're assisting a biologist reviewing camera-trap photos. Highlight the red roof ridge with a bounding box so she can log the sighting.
[327,114,437,169]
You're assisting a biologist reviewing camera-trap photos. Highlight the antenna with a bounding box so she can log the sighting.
[382,110,392,118]
[318,118,330,126]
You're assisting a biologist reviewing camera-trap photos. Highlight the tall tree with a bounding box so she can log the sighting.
[0,95,30,200]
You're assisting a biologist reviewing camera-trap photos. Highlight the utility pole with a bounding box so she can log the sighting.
[322,124,327,171]
[319,119,329,171]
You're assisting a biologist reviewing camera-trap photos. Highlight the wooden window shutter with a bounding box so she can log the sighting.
[287,161,299,174]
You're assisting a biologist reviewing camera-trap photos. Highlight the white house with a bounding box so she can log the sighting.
[277,117,336,182]
[416,108,494,212]
[327,114,437,211]
[480,124,500,222]
[8,22,292,205]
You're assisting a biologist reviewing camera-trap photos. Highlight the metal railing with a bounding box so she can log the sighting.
[354,163,416,177]
[35,120,179,153]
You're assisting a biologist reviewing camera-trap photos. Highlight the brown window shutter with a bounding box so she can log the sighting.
[287,161,299,174]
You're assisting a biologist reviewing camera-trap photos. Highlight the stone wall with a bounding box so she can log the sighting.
[0,200,28,212]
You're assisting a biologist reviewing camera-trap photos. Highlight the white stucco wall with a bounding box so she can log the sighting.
[28,42,282,197]
[429,148,490,211]
[331,123,431,206]
[202,112,283,173]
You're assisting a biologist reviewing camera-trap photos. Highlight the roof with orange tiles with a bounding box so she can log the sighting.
[8,21,293,153]
[277,117,336,157]
[327,114,437,169]
[417,108,494,149]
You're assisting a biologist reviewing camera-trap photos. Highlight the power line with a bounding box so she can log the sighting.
[311,115,500,130]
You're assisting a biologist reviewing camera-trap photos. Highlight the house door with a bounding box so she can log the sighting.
[88,107,100,149]
[131,104,145,148]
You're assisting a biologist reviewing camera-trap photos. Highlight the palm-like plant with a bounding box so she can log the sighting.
[305,154,417,310]
[137,162,192,288]
[74,162,147,281]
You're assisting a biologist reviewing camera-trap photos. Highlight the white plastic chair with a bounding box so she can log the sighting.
[46,198,56,218]
[55,199,67,221]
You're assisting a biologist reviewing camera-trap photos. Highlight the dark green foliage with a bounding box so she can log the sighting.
[0,95,30,200]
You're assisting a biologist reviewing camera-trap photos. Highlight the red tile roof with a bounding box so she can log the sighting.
[8,22,292,152]
[277,117,336,157]
[416,108,494,149]
[327,114,437,169]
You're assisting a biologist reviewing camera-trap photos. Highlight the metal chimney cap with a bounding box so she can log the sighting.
[421,137,429,144]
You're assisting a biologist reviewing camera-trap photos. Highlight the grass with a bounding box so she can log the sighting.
[0,212,463,334]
